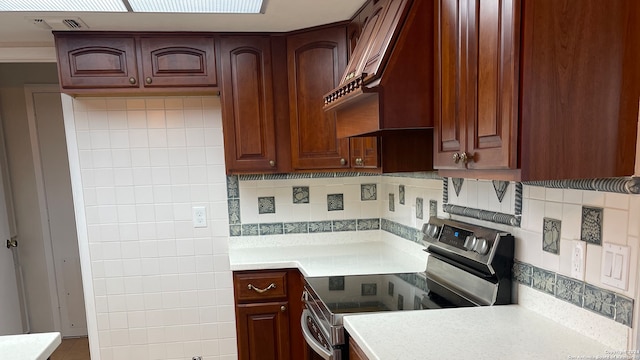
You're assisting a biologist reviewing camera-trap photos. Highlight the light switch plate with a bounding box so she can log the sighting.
[571,240,586,281]
[601,243,630,290]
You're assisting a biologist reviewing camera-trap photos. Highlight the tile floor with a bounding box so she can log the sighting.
[50,337,90,360]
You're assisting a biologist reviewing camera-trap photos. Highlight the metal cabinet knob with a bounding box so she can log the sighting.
[145,77,152,84]
[340,158,346,166]
[280,305,286,312]
[128,77,136,85]
[355,158,363,166]
[269,160,276,167]
[460,152,474,164]
[453,153,460,163]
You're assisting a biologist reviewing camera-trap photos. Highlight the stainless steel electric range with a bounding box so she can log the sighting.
[301,217,514,360]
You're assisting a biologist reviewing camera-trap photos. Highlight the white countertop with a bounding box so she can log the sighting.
[229,241,428,276]
[344,306,615,360]
[0,332,61,360]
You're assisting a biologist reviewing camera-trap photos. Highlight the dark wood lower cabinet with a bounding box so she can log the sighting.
[349,337,369,360]
[236,301,290,360]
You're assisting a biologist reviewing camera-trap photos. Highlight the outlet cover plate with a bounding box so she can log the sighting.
[192,206,207,228]
[571,240,586,281]
[601,243,630,290]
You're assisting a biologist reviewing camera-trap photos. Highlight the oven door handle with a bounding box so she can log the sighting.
[301,309,334,360]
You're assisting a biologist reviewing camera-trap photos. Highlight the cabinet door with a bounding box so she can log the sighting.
[54,35,139,89]
[139,36,216,87]
[351,137,379,169]
[434,0,467,168]
[220,36,278,173]
[342,0,387,83]
[465,0,519,170]
[287,26,350,170]
[236,301,290,360]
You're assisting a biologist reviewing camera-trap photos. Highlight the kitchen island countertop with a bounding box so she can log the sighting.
[0,332,61,360]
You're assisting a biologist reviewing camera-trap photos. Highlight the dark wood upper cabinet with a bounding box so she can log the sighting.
[54,35,139,89]
[436,0,640,181]
[219,36,279,173]
[139,36,216,87]
[287,25,350,170]
[54,32,217,94]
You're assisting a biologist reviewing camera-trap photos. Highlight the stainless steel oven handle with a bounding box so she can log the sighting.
[301,309,333,360]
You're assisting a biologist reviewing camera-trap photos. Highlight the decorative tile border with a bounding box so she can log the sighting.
[514,182,523,215]
[442,204,521,227]
[230,218,382,237]
[513,261,634,327]
[381,218,422,243]
[239,172,379,181]
[522,177,640,194]
[442,178,449,204]
[382,172,441,179]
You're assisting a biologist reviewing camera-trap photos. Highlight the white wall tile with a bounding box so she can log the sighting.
[603,208,629,245]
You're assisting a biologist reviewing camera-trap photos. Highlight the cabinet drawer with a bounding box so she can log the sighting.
[234,271,288,302]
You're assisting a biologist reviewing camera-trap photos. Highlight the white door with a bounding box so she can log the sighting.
[0,110,24,335]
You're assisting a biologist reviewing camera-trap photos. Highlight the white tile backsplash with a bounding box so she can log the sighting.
[64,96,235,360]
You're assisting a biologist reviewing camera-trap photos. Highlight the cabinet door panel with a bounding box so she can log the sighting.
[342,1,386,84]
[288,26,350,170]
[140,37,216,87]
[434,0,466,168]
[236,302,290,360]
[466,0,519,169]
[55,36,139,89]
[220,36,277,172]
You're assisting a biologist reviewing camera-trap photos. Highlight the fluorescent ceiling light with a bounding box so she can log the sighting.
[0,0,127,11]
[127,0,264,13]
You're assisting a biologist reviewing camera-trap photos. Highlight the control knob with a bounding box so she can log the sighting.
[463,235,477,251]
[425,223,440,238]
[473,238,490,255]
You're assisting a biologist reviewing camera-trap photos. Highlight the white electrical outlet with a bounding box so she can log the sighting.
[192,206,207,228]
[571,240,586,281]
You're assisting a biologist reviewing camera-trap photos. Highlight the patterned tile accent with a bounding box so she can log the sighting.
[292,186,310,204]
[513,261,634,327]
[492,180,509,203]
[241,223,259,236]
[615,295,634,326]
[333,219,357,232]
[397,294,404,310]
[542,218,561,254]
[515,182,523,215]
[263,174,289,180]
[227,199,241,224]
[329,276,345,291]
[555,275,584,307]
[258,196,276,214]
[442,178,449,203]
[581,206,603,245]
[259,223,283,235]
[429,200,437,218]
[357,218,380,231]
[382,172,440,179]
[381,219,421,243]
[388,281,394,296]
[399,185,405,205]
[584,284,615,318]
[229,225,241,237]
[361,283,377,296]
[389,193,395,212]
[308,221,333,233]
[416,198,423,219]
[226,175,239,198]
[522,177,640,194]
[327,194,344,211]
[512,262,532,286]
[531,267,555,295]
[452,178,464,196]
[361,184,377,201]
[284,222,308,234]
[443,204,521,227]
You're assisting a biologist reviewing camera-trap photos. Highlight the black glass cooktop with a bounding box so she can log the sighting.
[305,272,437,313]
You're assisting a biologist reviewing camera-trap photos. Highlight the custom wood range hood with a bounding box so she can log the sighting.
[323,0,433,139]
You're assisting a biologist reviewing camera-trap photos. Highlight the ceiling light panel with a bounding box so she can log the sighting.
[0,0,127,11]
[128,0,264,13]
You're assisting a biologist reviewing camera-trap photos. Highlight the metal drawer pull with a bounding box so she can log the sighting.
[247,283,276,293]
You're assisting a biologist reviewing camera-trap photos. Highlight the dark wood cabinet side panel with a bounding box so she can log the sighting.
[520,0,639,180]
[287,270,305,360]
[270,36,293,173]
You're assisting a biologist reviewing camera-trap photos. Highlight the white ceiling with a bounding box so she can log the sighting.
[0,0,365,55]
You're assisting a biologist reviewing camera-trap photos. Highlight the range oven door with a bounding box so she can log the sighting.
[301,309,343,360]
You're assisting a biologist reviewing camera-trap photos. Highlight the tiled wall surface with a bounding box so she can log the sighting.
[65,96,236,360]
